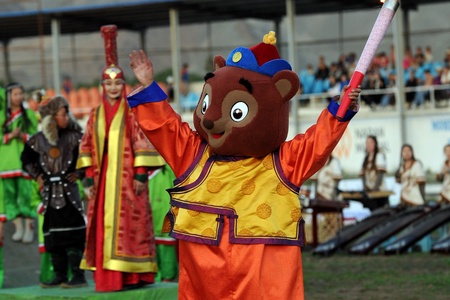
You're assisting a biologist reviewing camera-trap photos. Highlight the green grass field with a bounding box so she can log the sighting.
[303,252,450,300]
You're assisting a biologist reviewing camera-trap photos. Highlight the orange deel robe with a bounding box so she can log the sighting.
[131,91,352,299]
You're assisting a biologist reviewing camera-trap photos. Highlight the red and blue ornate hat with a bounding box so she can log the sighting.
[225,31,292,77]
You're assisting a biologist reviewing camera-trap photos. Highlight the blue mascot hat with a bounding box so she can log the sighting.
[226,31,292,77]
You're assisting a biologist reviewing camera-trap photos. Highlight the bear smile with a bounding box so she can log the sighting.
[211,132,224,139]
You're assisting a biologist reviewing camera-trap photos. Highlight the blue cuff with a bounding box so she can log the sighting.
[327,100,358,122]
[127,81,168,108]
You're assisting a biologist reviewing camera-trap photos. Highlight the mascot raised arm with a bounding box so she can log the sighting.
[128,31,360,300]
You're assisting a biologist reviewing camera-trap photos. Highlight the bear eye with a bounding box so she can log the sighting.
[230,102,248,122]
[201,94,210,115]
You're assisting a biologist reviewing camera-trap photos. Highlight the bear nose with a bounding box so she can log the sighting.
[203,118,214,130]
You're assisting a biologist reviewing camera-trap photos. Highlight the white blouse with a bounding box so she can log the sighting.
[399,160,426,206]
[361,152,387,191]
[311,158,343,201]
[439,160,450,203]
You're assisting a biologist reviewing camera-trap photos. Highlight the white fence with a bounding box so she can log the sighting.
[297,83,450,110]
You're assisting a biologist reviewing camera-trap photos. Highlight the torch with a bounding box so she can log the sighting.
[336,0,400,119]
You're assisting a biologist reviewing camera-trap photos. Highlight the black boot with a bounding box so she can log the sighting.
[40,252,68,288]
[61,248,87,288]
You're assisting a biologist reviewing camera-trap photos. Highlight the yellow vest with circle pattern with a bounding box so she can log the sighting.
[166,143,305,246]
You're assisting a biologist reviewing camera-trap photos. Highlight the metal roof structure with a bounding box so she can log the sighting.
[0,0,447,41]
[0,0,445,143]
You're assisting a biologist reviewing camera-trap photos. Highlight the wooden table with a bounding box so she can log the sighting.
[341,191,393,211]
[305,199,349,247]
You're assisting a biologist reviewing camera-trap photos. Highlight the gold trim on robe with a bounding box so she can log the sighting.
[76,153,92,169]
[79,100,159,272]
[134,149,166,167]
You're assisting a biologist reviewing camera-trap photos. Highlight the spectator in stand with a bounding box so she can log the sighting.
[395,144,426,207]
[415,46,424,57]
[329,62,342,80]
[346,52,356,65]
[441,64,450,85]
[339,72,350,91]
[380,71,396,109]
[362,69,385,109]
[413,69,434,108]
[315,56,329,81]
[312,56,329,94]
[298,64,316,94]
[327,75,341,102]
[412,53,426,82]
[346,52,357,77]
[380,52,390,69]
[372,52,389,69]
[444,48,450,65]
[405,69,419,109]
[403,47,413,70]
[433,67,443,85]
[424,46,434,63]
[432,67,447,103]
[439,65,450,102]
[389,44,396,68]
[337,54,348,74]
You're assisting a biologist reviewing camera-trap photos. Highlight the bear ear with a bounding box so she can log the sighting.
[213,55,226,71]
[271,70,300,102]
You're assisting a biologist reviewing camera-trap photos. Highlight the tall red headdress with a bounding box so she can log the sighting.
[101,25,124,80]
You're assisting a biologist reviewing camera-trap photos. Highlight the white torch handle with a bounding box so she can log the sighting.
[355,0,399,74]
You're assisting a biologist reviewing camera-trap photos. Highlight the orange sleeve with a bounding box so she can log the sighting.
[131,101,203,177]
[280,108,350,186]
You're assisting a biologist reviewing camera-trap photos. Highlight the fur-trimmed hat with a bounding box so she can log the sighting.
[38,95,69,119]
[38,95,81,145]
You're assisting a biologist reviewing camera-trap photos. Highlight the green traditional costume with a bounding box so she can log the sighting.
[0,84,38,245]
[148,165,178,281]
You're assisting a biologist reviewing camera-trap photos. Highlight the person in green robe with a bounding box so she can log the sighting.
[148,164,178,282]
[0,85,4,288]
[0,83,38,244]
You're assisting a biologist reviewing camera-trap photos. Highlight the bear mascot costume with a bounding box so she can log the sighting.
[127,31,360,299]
